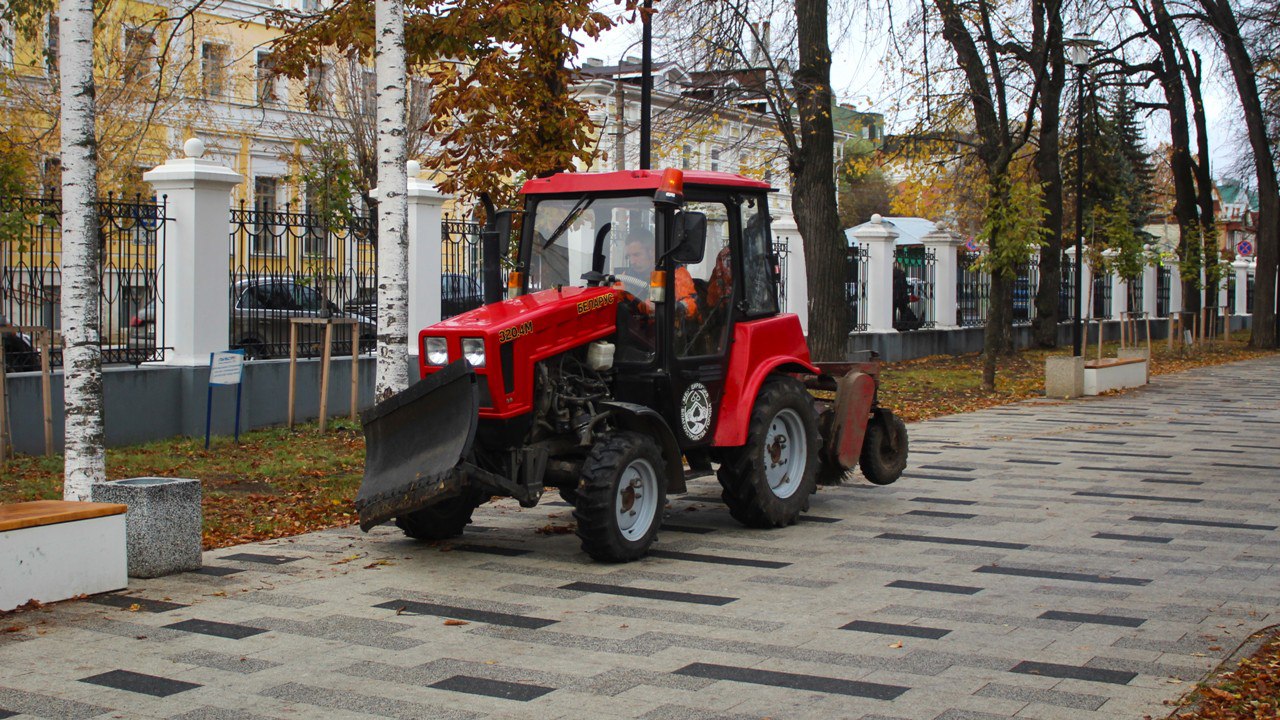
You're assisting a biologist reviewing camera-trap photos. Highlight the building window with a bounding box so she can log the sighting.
[256,51,281,104]
[301,0,321,10]
[681,145,692,170]
[306,61,329,108]
[45,15,58,75]
[201,42,228,98]
[122,27,155,83]
[710,149,720,173]
[252,177,281,255]
[1,20,13,69]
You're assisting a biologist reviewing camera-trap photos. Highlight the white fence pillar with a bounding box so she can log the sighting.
[406,170,449,358]
[143,138,243,366]
[850,214,897,333]
[922,230,962,328]
[1233,258,1250,315]
[1168,261,1183,314]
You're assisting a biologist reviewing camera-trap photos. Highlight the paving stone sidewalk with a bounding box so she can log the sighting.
[3,357,1279,720]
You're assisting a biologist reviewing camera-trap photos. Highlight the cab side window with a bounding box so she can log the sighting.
[740,195,778,316]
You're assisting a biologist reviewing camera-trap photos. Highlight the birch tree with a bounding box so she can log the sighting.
[59,0,104,499]
[374,0,409,400]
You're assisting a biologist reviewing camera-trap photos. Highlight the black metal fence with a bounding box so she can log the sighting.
[958,250,989,327]
[845,244,869,332]
[1127,273,1144,314]
[0,194,167,369]
[1156,265,1171,318]
[440,217,485,319]
[894,247,935,330]
[1013,256,1039,326]
[773,238,790,313]
[1091,272,1112,319]
[228,201,375,359]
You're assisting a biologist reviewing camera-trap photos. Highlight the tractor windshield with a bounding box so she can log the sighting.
[527,195,656,291]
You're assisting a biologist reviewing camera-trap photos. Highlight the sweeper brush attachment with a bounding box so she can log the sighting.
[354,360,480,531]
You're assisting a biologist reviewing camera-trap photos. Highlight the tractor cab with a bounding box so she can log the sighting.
[511,168,783,450]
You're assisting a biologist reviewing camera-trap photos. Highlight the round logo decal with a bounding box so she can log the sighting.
[680,383,713,441]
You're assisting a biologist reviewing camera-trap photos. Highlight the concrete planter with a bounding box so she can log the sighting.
[90,477,202,578]
[1044,355,1085,399]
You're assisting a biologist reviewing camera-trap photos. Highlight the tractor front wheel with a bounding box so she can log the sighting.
[573,432,666,562]
[395,493,481,540]
[860,413,909,485]
[718,377,819,528]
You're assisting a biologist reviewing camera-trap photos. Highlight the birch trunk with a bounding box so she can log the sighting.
[374,0,409,400]
[59,0,105,500]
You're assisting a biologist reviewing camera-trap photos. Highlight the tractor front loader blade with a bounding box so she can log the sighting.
[355,360,480,531]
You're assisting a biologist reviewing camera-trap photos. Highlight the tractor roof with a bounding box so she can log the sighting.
[521,169,772,195]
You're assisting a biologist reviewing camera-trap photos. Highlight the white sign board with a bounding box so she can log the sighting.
[209,350,245,385]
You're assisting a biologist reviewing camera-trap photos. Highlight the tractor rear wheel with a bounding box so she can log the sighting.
[860,413,908,485]
[395,493,481,540]
[573,432,666,562]
[718,376,819,528]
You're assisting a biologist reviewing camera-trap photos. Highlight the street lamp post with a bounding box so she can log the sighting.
[1066,34,1097,357]
[640,0,653,170]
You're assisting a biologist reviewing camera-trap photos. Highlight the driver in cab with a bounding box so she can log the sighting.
[620,234,698,319]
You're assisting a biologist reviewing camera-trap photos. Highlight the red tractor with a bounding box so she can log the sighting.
[356,168,908,562]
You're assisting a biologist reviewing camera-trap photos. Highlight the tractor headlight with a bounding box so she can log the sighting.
[461,337,486,368]
[424,337,448,366]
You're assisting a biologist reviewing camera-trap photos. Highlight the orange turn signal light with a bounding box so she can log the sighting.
[648,270,666,303]
[654,168,684,205]
[506,271,523,299]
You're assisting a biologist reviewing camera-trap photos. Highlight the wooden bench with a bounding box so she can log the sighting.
[1083,356,1149,396]
[1,500,128,611]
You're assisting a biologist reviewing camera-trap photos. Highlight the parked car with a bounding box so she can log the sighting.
[231,277,375,359]
[442,273,484,319]
[129,301,156,342]
[0,314,38,373]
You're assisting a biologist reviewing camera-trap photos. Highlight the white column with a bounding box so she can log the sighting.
[1233,258,1250,315]
[1168,261,1183,314]
[405,165,448,353]
[143,138,243,366]
[1217,263,1229,310]
[850,214,898,333]
[921,230,962,328]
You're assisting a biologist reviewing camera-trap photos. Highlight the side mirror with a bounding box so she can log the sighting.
[671,211,707,264]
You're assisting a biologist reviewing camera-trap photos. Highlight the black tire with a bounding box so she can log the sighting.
[395,493,481,540]
[860,413,908,485]
[558,486,579,505]
[572,431,666,562]
[717,376,819,528]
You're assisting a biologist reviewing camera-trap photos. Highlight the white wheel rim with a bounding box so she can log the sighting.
[764,408,806,499]
[616,457,660,541]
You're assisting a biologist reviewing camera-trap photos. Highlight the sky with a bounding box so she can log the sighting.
[575,3,1249,182]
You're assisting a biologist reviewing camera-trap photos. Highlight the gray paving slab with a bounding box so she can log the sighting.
[2,357,1279,719]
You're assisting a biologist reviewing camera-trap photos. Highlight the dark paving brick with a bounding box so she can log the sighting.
[876,532,1027,550]
[661,523,717,534]
[886,580,982,595]
[908,497,977,506]
[1010,660,1135,685]
[561,581,736,606]
[1130,515,1278,531]
[974,565,1151,586]
[191,565,243,577]
[904,509,976,520]
[87,594,187,613]
[430,675,555,701]
[1093,532,1172,544]
[674,662,909,700]
[1037,610,1146,627]
[1079,466,1194,475]
[0,710,14,719]
[221,552,301,565]
[1141,478,1204,486]
[1032,436,1126,445]
[80,669,202,697]
[1072,491,1201,504]
[647,549,790,569]
[796,515,843,523]
[450,544,531,557]
[903,473,974,482]
[919,464,975,472]
[1006,458,1060,465]
[840,620,950,639]
[374,599,557,629]
[163,619,267,639]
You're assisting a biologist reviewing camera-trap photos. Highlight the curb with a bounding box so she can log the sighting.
[1161,622,1280,719]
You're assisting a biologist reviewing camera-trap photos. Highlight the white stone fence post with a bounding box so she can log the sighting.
[922,231,963,328]
[848,215,898,333]
[143,139,243,366]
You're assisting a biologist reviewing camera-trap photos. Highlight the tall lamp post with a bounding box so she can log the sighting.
[639,0,653,170]
[1065,33,1098,357]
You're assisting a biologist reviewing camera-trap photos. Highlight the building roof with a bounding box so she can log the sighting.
[844,216,936,246]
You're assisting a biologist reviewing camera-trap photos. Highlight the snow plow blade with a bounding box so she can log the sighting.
[354,360,480,531]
